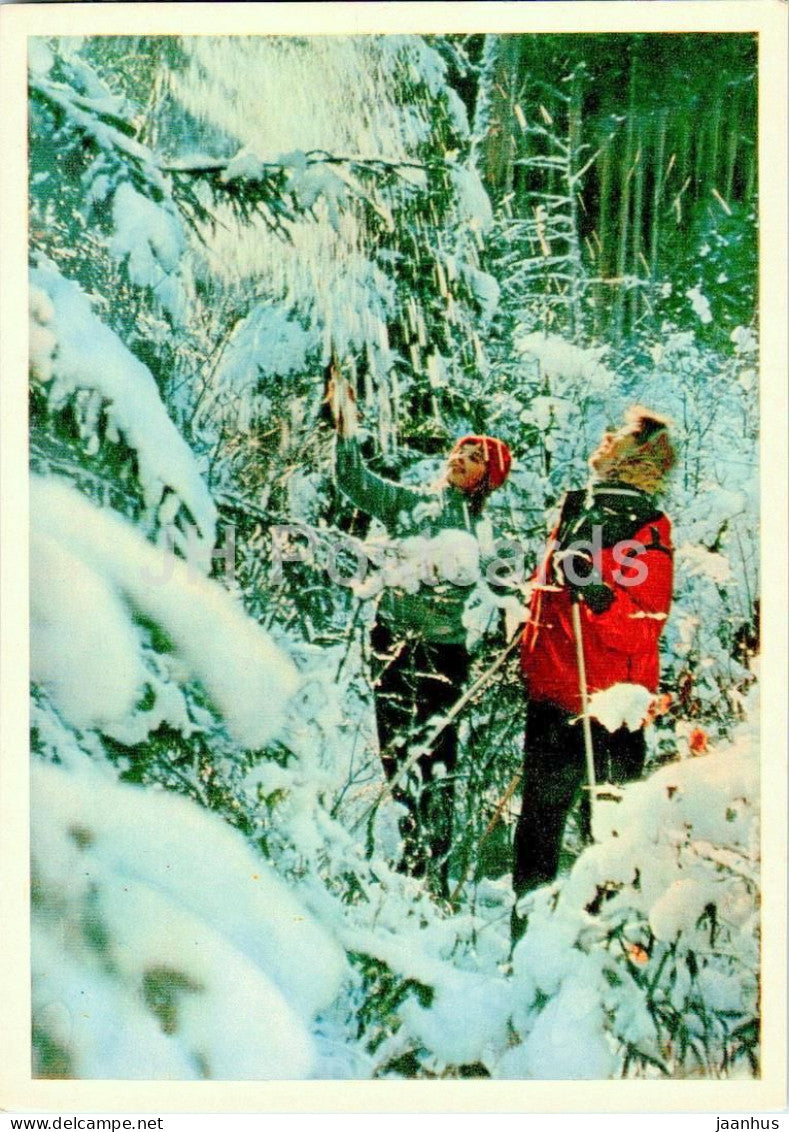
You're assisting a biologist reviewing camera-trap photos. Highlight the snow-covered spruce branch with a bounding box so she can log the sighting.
[30,434,142,519]
[30,77,168,196]
[499,226,578,246]
[514,123,571,152]
[213,490,280,527]
[524,78,572,105]
[160,148,445,241]
[500,193,576,208]
[32,78,139,141]
[495,244,575,267]
[426,34,482,80]
[31,75,298,243]
[169,165,297,241]
[30,76,219,242]
[30,261,218,550]
[571,146,605,185]
[506,264,580,279]
[161,149,446,180]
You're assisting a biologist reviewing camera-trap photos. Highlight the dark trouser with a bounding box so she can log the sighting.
[370,621,470,897]
[513,698,646,899]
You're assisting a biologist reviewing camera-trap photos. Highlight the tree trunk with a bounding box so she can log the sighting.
[594,138,612,338]
[672,116,692,228]
[629,124,645,328]
[567,66,584,336]
[678,116,691,190]
[693,109,705,203]
[744,144,757,205]
[613,54,637,343]
[649,108,668,317]
[707,95,723,195]
[724,86,740,203]
[477,35,522,201]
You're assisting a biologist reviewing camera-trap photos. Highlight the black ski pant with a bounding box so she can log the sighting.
[370,620,470,897]
[513,698,646,898]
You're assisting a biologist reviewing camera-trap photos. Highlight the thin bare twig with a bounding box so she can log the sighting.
[448,766,523,906]
[351,629,522,834]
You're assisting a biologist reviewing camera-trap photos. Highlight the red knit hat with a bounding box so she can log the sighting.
[452,434,512,491]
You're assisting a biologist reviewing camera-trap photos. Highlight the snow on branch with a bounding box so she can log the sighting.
[30,74,235,245]
[513,123,570,152]
[162,148,440,178]
[32,759,346,1078]
[512,156,567,171]
[162,146,447,239]
[30,259,217,550]
[168,160,297,241]
[31,477,299,747]
[31,76,169,199]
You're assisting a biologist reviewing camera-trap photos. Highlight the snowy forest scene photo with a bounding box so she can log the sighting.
[23,27,768,1087]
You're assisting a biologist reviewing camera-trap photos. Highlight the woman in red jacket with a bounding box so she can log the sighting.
[513,408,676,929]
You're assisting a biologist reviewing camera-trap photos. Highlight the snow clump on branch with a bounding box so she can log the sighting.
[31,477,299,747]
[32,760,346,1079]
[30,260,217,550]
[516,331,615,393]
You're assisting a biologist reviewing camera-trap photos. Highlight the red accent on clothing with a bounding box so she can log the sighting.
[520,515,673,714]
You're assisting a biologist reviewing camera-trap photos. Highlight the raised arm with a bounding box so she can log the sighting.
[334,435,426,530]
[328,371,427,529]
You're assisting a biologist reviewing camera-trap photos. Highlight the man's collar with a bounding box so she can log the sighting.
[591,478,648,495]
[587,480,656,507]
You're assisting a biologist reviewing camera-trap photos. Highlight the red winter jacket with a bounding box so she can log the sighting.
[520,486,673,715]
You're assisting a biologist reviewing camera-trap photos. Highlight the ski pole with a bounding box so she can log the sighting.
[570,595,598,837]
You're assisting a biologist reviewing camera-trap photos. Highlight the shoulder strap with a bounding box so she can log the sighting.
[555,490,586,542]
[645,523,673,556]
[556,486,666,550]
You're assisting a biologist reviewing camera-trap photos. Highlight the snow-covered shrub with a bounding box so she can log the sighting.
[501,684,760,1079]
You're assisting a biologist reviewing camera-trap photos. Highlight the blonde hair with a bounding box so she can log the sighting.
[592,406,676,494]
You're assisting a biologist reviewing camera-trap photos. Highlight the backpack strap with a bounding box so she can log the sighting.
[555,490,587,544]
[645,523,673,556]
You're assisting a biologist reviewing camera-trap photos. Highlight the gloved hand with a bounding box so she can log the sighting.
[555,548,595,582]
[577,582,615,614]
[554,549,615,613]
[327,370,358,439]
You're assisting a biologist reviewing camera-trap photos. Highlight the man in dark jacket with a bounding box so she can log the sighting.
[513,408,676,932]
